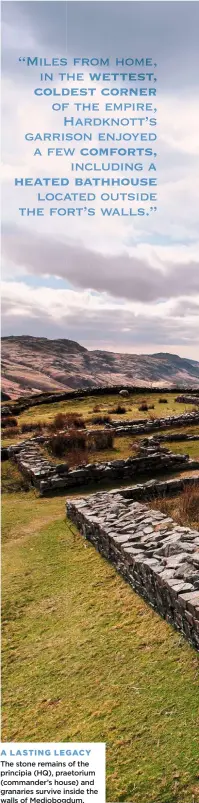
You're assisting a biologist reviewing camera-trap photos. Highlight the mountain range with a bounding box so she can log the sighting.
[1,336,199,398]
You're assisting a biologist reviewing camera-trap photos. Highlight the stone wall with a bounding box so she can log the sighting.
[3,409,199,495]
[143,433,199,445]
[7,438,195,495]
[107,474,199,502]
[2,409,198,464]
[109,410,199,435]
[175,395,199,405]
[67,491,199,651]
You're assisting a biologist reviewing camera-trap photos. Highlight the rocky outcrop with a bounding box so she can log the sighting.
[67,491,199,651]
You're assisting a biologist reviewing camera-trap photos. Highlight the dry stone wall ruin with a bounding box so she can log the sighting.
[2,410,199,495]
[175,395,199,405]
[108,410,199,436]
[143,433,199,445]
[67,490,199,651]
[5,437,197,495]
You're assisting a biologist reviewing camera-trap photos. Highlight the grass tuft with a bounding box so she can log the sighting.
[150,484,199,529]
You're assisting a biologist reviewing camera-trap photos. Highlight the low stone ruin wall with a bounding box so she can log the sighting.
[7,439,195,495]
[109,410,199,436]
[108,474,199,502]
[67,491,199,651]
[144,433,199,445]
[175,395,199,405]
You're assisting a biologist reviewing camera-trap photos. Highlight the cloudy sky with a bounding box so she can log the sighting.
[2,1,199,358]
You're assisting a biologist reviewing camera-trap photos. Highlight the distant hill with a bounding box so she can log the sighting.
[1,336,199,398]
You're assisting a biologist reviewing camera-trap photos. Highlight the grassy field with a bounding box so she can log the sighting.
[19,392,196,422]
[43,434,141,468]
[2,471,199,803]
[2,391,199,802]
[166,439,199,460]
[2,391,194,431]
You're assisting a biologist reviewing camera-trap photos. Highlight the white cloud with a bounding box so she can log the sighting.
[1,0,199,359]
[2,226,199,302]
[2,280,199,356]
